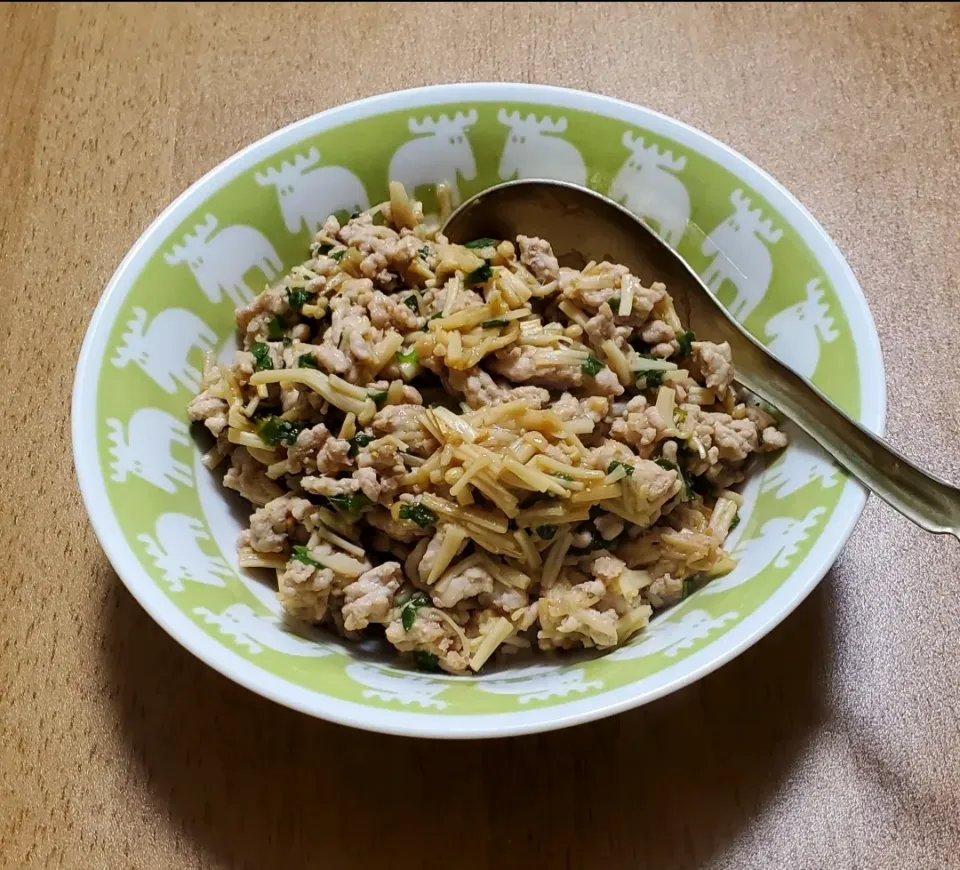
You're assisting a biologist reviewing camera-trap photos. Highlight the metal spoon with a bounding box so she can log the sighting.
[442,178,960,540]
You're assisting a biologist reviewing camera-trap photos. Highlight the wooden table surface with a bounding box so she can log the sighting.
[3,3,960,868]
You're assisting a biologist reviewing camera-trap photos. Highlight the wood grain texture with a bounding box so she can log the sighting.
[1,3,959,868]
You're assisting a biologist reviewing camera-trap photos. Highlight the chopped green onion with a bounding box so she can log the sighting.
[331,249,347,262]
[729,512,741,531]
[404,295,420,314]
[465,261,493,285]
[257,417,308,447]
[401,591,431,632]
[398,502,437,528]
[553,473,573,482]
[369,390,388,406]
[413,650,441,672]
[313,243,333,257]
[287,287,310,310]
[482,318,509,328]
[640,370,665,389]
[250,342,273,371]
[681,578,696,599]
[607,460,634,477]
[464,237,497,249]
[676,330,696,356]
[535,525,557,540]
[581,355,606,377]
[267,317,285,340]
[418,245,430,259]
[298,353,320,369]
[290,545,324,569]
[428,312,443,321]
[326,492,371,514]
[396,347,419,367]
[348,432,374,457]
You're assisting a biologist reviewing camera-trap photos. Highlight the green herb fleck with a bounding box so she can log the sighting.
[313,243,333,257]
[298,353,320,369]
[401,591,431,632]
[418,246,430,259]
[396,347,419,366]
[609,295,621,310]
[465,261,493,286]
[398,502,437,528]
[350,210,362,219]
[413,650,441,672]
[553,473,573,482]
[464,237,497,249]
[404,295,420,314]
[348,432,374,457]
[290,545,324,569]
[287,287,310,310]
[250,342,273,371]
[536,525,557,540]
[730,512,741,531]
[681,578,696,599]
[581,355,606,377]
[428,312,443,321]
[326,492,372,515]
[369,390,388,406]
[257,417,308,447]
[331,249,347,262]
[482,318,509,329]
[640,369,665,389]
[676,330,696,356]
[267,317,285,340]
[607,460,635,477]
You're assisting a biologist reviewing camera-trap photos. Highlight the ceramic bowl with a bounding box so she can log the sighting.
[72,83,885,737]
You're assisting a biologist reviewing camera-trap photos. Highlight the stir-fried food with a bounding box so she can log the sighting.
[188,181,787,674]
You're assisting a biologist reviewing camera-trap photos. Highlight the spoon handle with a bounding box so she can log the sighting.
[734,343,960,540]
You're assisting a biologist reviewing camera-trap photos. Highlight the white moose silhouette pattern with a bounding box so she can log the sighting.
[193,603,333,656]
[106,408,192,494]
[701,189,783,323]
[608,609,739,661]
[111,306,217,394]
[764,278,840,378]
[138,513,234,593]
[497,110,587,186]
[345,662,450,709]
[388,110,478,205]
[255,147,369,235]
[761,431,840,500]
[164,214,282,306]
[701,506,826,596]
[475,665,602,704]
[609,131,690,248]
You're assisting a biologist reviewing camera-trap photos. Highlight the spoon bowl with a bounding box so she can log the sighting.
[444,178,960,540]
